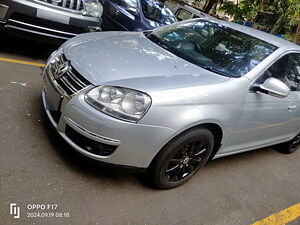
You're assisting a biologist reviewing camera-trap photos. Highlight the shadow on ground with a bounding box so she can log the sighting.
[0,34,58,60]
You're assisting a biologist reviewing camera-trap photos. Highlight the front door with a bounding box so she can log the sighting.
[282,53,300,135]
[222,52,300,154]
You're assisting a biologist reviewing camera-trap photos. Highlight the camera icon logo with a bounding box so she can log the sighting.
[10,203,20,219]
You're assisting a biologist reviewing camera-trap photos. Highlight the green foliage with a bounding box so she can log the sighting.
[220,0,262,21]
[217,0,300,42]
[219,2,238,18]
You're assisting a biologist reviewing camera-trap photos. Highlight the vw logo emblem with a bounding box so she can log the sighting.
[53,61,70,79]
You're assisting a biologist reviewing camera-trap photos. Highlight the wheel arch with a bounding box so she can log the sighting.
[148,122,224,168]
[198,123,223,160]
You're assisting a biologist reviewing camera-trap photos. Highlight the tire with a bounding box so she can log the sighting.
[148,127,214,189]
[278,134,300,154]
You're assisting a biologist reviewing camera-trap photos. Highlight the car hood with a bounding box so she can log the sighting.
[63,32,230,92]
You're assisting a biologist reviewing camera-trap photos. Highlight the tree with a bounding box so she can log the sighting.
[203,0,219,13]
[288,1,300,44]
[219,0,300,44]
[220,0,263,21]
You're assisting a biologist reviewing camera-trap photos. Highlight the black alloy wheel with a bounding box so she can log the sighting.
[165,141,209,182]
[149,128,214,189]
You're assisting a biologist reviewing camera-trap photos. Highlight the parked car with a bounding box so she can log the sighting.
[100,0,176,31]
[42,18,300,189]
[0,0,103,43]
[172,4,212,21]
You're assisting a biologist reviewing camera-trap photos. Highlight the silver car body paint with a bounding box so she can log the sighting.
[42,18,300,169]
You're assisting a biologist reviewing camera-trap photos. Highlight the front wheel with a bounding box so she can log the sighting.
[149,128,214,189]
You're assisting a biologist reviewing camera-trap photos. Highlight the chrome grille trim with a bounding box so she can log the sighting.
[67,71,86,88]
[62,0,67,7]
[47,52,91,97]
[60,76,79,93]
[7,19,78,36]
[70,0,74,9]
[37,0,84,11]
[76,0,81,10]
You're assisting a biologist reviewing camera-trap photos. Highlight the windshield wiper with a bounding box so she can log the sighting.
[200,65,234,78]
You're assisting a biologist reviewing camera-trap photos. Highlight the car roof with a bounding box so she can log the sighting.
[199,18,300,51]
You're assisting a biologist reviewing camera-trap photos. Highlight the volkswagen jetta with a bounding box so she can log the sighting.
[42,19,300,189]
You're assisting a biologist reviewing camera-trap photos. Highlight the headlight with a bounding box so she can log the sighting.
[82,0,103,18]
[85,86,152,122]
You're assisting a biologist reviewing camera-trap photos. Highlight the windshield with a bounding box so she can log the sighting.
[146,20,277,77]
[141,0,176,25]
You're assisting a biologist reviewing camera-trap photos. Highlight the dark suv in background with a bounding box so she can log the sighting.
[101,0,176,31]
[0,0,103,43]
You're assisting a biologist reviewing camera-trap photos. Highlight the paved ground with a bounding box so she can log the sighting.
[0,34,299,225]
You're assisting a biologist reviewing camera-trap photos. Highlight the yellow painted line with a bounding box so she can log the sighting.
[252,202,300,225]
[0,57,45,67]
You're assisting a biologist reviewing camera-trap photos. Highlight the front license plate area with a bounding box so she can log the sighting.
[37,9,70,25]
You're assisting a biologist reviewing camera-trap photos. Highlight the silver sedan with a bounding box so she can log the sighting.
[42,19,300,189]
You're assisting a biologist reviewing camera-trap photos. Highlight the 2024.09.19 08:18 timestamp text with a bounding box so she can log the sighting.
[27,212,70,218]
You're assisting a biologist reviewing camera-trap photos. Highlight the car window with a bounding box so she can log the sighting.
[147,20,277,77]
[257,53,300,91]
[175,8,192,21]
[141,0,176,24]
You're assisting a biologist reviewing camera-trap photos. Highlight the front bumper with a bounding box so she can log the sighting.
[42,65,176,169]
[0,0,102,43]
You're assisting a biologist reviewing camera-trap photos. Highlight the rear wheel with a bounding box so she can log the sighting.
[278,134,300,154]
[149,128,214,189]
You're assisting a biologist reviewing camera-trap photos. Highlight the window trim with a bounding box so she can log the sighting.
[175,8,193,20]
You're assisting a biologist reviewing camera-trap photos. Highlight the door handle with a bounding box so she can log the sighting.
[288,105,297,110]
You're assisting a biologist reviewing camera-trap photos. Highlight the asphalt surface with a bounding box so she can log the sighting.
[0,34,300,225]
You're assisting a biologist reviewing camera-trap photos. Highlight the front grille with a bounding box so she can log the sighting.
[56,68,91,96]
[50,52,91,96]
[37,0,84,11]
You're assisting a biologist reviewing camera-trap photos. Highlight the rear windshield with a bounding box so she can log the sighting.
[141,0,176,25]
[147,20,278,77]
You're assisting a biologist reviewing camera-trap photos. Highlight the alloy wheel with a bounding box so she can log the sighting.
[165,141,209,182]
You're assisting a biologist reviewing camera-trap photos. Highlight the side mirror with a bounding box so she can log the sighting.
[253,77,290,98]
